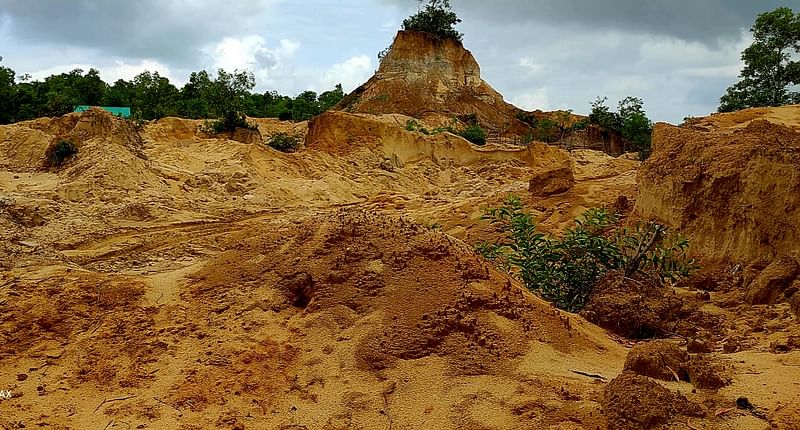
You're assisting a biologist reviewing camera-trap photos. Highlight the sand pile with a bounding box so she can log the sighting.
[335,31,533,136]
[4,105,799,429]
[636,105,800,264]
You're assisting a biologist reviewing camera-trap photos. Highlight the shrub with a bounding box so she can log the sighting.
[476,196,696,312]
[589,96,653,159]
[267,132,302,153]
[405,119,430,135]
[202,110,257,134]
[458,124,486,145]
[402,0,463,42]
[46,139,78,167]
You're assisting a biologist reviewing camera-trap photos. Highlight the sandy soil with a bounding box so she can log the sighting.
[0,108,798,429]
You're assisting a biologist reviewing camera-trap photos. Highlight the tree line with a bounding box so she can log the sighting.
[0,62,345,125]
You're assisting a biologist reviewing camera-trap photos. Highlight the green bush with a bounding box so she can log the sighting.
[267,132,302,153]
[47,139,78,167]
[405,119,430,135]
[589,96,653,159]
[402,0,463,42]
[458,124,486,145]
[476,196,696,312]
[203,110,257,134]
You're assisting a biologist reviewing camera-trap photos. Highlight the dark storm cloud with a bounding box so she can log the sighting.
[0,0,273,66]
[388,0,789,44]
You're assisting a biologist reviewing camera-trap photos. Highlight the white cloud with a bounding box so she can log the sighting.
[316,55,373,92]
[202,35,300,73]
[26,59,180,86]
[107,60,177,83]
[519,57,544,75]
[511,88,550,111]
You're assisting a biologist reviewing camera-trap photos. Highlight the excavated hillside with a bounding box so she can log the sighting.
[336,31,532,136]
[636,105,800,264]
[1,36,799,430]
[1,106,799,429]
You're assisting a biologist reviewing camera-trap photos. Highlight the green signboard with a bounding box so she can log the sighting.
[74,105,131,118]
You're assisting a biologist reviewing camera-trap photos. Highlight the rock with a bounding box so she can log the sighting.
[603,373,703,430]
[687,337,713,354]
[528,165,575,196]
[231,126,263,145]
[744,258,799,305]
[624,341,689,381]
[687,356,729,389]
[790,292,800,317]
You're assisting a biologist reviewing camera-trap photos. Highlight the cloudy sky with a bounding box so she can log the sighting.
[0,0,789,122]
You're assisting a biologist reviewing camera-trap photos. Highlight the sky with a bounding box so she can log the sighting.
[0,0,791,123]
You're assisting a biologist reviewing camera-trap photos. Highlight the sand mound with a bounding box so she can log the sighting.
[335,31,533,136]
[307,110,571,169]
[603,373,704,430]
[636,106,800,264]
[8,99,800,428]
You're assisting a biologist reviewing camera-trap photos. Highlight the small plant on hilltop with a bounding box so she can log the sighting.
[46,139,78,167]
[402,0,463,42]
[267,132,302,153]
[476,196,696,312]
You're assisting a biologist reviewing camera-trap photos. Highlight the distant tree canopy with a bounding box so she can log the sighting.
[402,0,463,42]
[589,96,653,160]
[0,61,345,125]
[719,7,800,112]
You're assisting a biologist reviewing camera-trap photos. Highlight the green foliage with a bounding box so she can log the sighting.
[0,57,16,124]
[406,117,487,145]
[402,0,463,42]
[477,196,696,312]
[47,139,78,167]
[719,7,800,112]
[203,111,256,134]
[515,112,561,143]
[405,119,430,134]
[0,58,345,124]
[458,123,487,145]
[589,96,653,159]
[267,132,302,153]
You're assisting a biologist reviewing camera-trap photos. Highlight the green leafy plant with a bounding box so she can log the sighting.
[458,123,487,145]
[267,132,302,153]
[719,7,800,112]
[477,196,696,312]
[46,139,78,167]
[405,119,430,135]
[402,0,463,42]
[589,96,653,159]
[202,110,257,134]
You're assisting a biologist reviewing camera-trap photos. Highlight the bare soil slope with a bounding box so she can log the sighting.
[1,106,799,429]
[335,31,532,136]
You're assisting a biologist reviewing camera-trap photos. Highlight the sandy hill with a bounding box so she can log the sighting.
[335,31,533,136]
[1,104,799,428]
[636,105,800,264]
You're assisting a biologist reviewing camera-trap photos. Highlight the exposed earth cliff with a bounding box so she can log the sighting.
[1,32,799,430]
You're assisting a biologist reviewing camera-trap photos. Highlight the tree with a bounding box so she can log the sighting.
[318,84,344,112]
[589,96,653,159]
[402,0,463,42]
[131,71,179,120]
[719,7,800,112]
[202,69,256,133]
[0,57,16,124]
[617,97,653,158]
